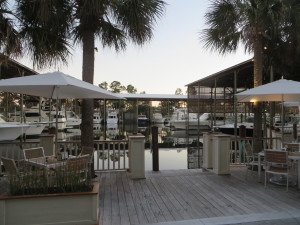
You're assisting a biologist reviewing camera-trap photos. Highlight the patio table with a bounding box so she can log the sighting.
[27,157,66,170]
[26,157,68,186]
[258,150,300,189]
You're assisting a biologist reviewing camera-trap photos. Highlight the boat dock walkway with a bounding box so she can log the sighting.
[96,166,300,225]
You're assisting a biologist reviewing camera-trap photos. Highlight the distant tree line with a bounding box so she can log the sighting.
[98,81,186,117]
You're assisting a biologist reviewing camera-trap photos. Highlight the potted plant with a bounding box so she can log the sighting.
[0,159,99,225]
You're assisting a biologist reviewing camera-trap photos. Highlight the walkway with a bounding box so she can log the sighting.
[96,166,300,225]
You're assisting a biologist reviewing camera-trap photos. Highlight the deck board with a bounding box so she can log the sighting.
[121,172,140,225]
[117,172,131,225]
[96,167,300,225]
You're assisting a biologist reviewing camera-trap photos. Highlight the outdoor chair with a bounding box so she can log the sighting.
[244,143,259,178]
[1,156,34,180]
[23,147,57,183]
[23,147,45,160]
[80,146,94,163]
[1,157,19,176]
[264,150,289,191]
[80,146,95,176]
[66,154,90,182]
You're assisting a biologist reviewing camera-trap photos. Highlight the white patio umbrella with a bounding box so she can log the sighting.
[236,79,300,102]
[0,71,123,149]
[236,79,300,145]
[0,71,122,99]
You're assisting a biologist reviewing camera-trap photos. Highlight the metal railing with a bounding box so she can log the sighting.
[229,137,281,164]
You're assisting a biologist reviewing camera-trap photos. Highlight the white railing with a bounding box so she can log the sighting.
[58,140,129,171]
[0,141,40,161]
[0,140,129,171]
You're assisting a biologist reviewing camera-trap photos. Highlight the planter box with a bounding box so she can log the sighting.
[0,182,99,225]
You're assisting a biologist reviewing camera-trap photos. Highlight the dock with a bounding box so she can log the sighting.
[96,166,300,225]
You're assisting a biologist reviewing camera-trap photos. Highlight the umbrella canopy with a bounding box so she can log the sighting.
[236,79,300,102]
[0,71,122,100]
[236,79,300,146]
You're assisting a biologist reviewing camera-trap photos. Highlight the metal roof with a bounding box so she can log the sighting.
[186,59,254,89]
[118,93,187,101]
[0,55,38,79]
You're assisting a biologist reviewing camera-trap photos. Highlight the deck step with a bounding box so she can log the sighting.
[143,209,300,225]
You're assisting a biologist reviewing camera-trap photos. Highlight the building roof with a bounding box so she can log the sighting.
[118,93,187,101]
[186,59,254,89]
[0,55,38,79]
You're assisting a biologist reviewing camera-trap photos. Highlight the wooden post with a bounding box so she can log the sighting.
[152,126,159,171]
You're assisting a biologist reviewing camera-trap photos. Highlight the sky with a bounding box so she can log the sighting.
[21,0,251,95]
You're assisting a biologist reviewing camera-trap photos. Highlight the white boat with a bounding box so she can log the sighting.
[8,107,67,131]
[152,112,164,124]
[138,114,150,127]
[170,109,221,130]
[93,112,102,124]
[107,108,118,124]
[107,123,118,140]
[65,111,81,128]
[24,123,48,137]
[0,124,31,141]
[0,115,31,141]
[1,113,47,138]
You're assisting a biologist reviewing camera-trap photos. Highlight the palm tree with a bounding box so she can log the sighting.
[201,0,289,152]
[15,0,166,148]
[0,0,22,58]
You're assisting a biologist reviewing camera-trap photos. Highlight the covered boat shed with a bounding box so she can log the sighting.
[185,58,285,123]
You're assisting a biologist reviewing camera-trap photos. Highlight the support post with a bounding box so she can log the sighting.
[128,133,145,179]
[214,78,217,126]
[234,70,238,163]
[152,126,159,171]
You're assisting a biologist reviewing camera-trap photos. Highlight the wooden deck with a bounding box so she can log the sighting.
[96,166,300,225]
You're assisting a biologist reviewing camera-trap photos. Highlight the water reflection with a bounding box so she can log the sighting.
[93,149,187,171]
[55,122,201,149]
[28,122,202,170]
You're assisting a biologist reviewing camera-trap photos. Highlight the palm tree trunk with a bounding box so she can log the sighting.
[81,30,95,149]
[253,37,263,153]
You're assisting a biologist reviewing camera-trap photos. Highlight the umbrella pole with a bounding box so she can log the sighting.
[281,95,284,148]
[55,97,58,154]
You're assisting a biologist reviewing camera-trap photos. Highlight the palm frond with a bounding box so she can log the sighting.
[97,20,126,51]
[113,0,166,45]
[16,0,73,69]
[0,0,22,56]
[201,0,241,54]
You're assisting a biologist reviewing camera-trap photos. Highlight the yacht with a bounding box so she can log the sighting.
[170,109,223,130]
[107,123,118,140]
[3,113,47,138]
[152,112,164,124]
[8,107,67,131]
[65,111,81,128]
[0,114,32,141]
[215,122,254,137]
[214,115,254,136]
[107,108,118,124]
[138,114,150,127]
[93,112,102,124]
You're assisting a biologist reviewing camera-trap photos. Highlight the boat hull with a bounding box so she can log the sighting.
[0,124,30,141]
